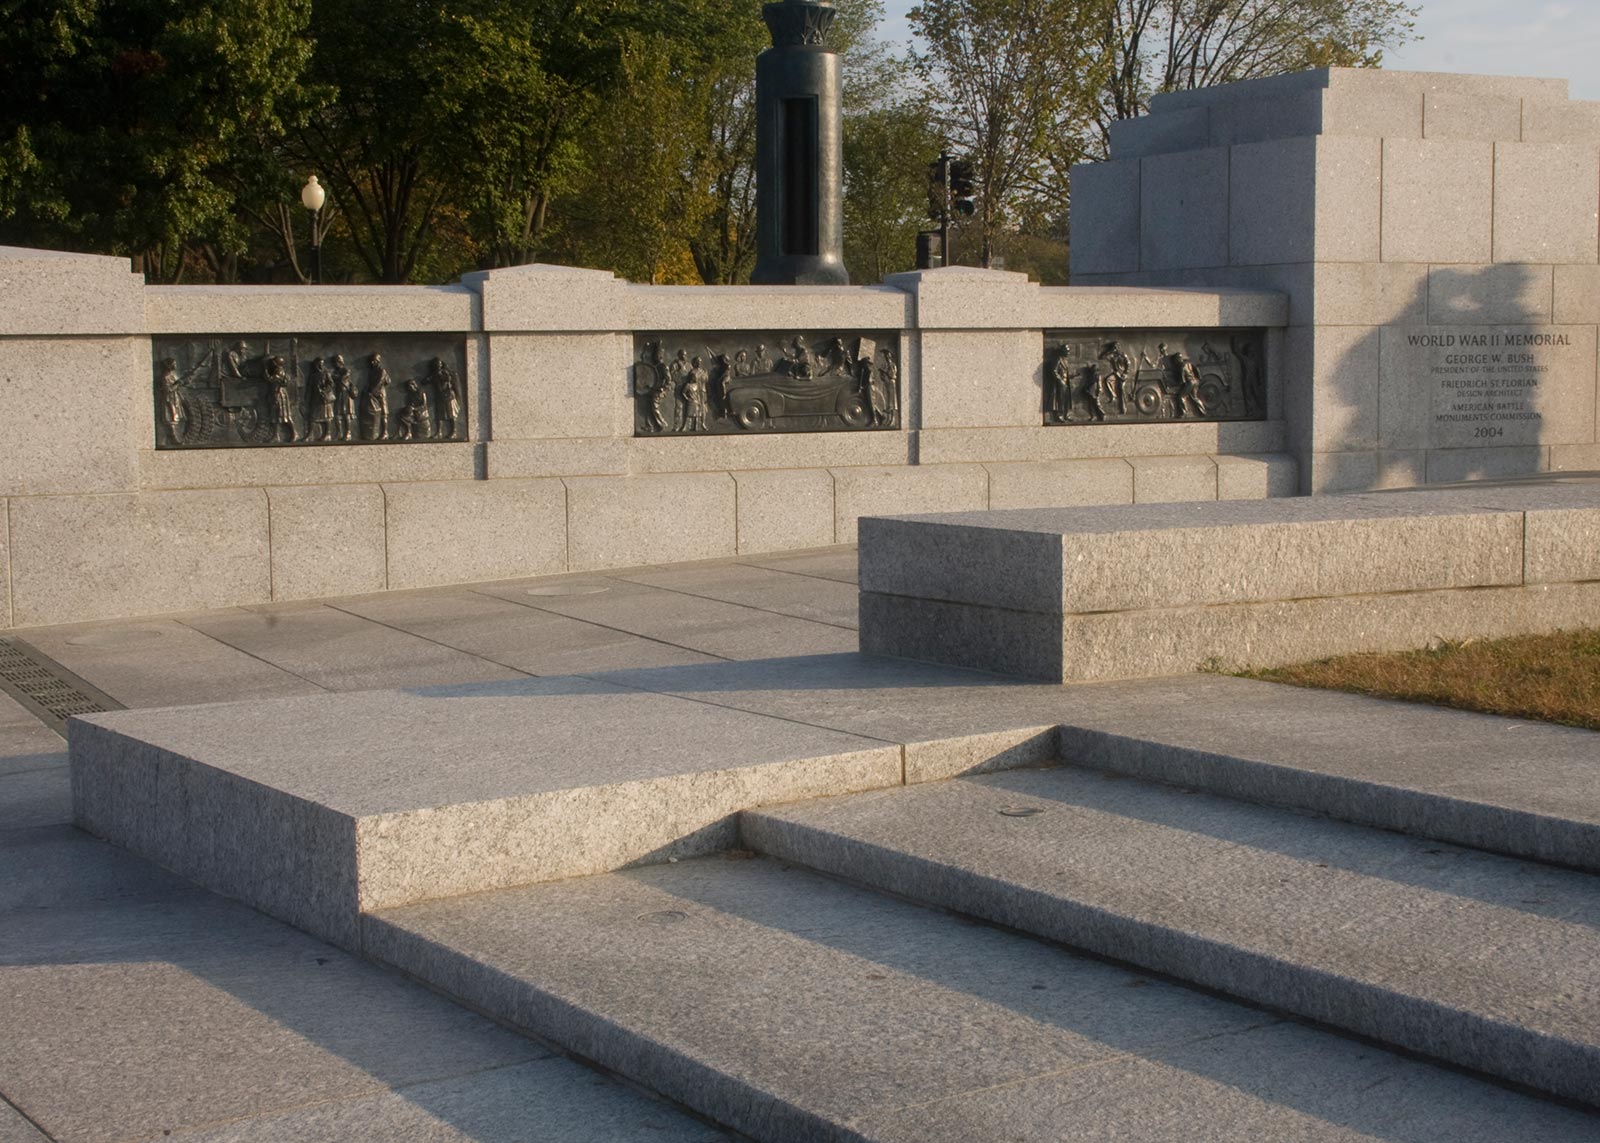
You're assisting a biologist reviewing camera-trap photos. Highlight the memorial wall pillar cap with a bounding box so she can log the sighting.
[460,262,627,333]
[0,245,145,336]
[885,265,1042,330]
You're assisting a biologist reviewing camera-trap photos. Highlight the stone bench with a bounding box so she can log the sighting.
[858,483,1600,682]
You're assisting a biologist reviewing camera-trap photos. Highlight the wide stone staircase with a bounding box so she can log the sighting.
[355,705,1600,1141]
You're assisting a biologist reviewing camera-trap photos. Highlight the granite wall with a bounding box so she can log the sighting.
[0,248,1290,629]
[1071,67,1600,493]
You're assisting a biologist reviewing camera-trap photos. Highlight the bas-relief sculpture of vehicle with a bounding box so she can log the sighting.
[1045,330,1267,426]
[634,332,899,436]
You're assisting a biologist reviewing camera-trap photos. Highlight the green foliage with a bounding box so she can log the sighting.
[0,0,320,279]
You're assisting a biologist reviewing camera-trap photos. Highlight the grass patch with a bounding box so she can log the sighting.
[1237,628,1600,731]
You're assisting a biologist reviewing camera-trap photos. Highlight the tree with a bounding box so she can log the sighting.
[907,0,1112,268]
[0,0,320,280]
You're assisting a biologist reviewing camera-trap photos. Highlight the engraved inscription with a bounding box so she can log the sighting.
[153,336,467,449]
[1416,327,1575,449]
[633,331,900,436]
[1044,329,1266,426]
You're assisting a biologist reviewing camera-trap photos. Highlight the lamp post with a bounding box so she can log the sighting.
[300,175,326,284]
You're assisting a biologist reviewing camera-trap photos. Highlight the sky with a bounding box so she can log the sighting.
[875,0,1600,102]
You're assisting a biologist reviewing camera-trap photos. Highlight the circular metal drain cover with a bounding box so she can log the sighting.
[637,910,690,924]
[526,584,610,597]
[998,805,1047,818]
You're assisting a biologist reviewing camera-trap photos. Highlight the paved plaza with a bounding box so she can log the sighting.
[2,546,875,1143]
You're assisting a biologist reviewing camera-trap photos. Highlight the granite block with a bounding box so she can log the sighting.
[1521,98,1600,144]
[1381,139,1493,264]
[614,562,859,628]
[463,263,629,333]
[1108,107,1210,159]
[382,478,567,589]
[144,284,476,335]
[9,489,271,628]
[917,421,1285,465]
[138,442,476,490]
[0,336,143,496]
[485,437,629,478]
[1140,147,1231,270]
[334,589,720,676]
[1376,449,1428,488]
[1064,159,1140,275]
[179,603,522,694]
[1228,137,1316,266]
[158,1057,732,1142]
[362,857,1268,1141]
[1130,455,1218,502]
[71,680,900,942]
[918,330,1042,429]
[1423,91,1522,141]
[1311,262,1428,327]
[984,458,1134,510]
[266,484,387,601]
[0,764,70,830]
[1524,506,1600,583]
[1311,136,1384,262]
[1554,264,1600,325]
[881,267,1040,329]
[1214,453,1298,499]
[859,496,1527,616]
[15,618,323,709]
[732,468,836,553]
[1050,672,1600,872]
[487,332,631,440]
[0,829,546,1143]
[1307,450,1380,493]
[744,766,1600,1104]
[1306,324,1380,452]
[1552,442,1600,471]
[1321,81,1425,138]
[628,429,908,474]
[0,502,10,630]
[1425,445,1549,483]
[0,246,143,336]
[565,472,736,570]
[1493,142,1600,264]
[627,282,912,333]
[1037,285,1288,328]
[831,464,989,544]
[478,576,855,661]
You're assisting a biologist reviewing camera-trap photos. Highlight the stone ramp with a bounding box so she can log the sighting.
[363,855,1597,1143]
[1052,674,1600,871]
[743,768,1600,1106]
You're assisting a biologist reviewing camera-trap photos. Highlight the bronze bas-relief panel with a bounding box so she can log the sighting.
[634,331,900,436]
[153,335,468,449]
[1044,329,1267,426]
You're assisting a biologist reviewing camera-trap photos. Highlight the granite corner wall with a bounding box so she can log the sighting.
[1071,67,1600,494]
[0,251,1293,630]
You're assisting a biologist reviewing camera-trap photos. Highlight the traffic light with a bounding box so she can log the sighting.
[949,158,977,217]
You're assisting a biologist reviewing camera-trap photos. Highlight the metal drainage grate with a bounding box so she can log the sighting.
[0,638,121,731]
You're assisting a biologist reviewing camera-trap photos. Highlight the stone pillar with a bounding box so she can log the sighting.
[751,0,848,285]
[1070,68,1600,493]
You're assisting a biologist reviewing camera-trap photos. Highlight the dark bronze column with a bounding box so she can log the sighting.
[751,0,848,285]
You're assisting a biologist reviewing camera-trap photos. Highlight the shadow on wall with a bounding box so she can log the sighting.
[1324,263,1574,491]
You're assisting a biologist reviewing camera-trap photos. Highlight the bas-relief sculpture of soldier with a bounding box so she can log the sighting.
[682,357,711,433]
[363,353,391,441]
[264,354,298,443]
[307,357,337,442]
[430,356,463,439]
[331,354,356,441]
[870,352,898,426]
[397,378,433,440]
[158,357,185,446]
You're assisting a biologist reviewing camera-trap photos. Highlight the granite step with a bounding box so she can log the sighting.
[740,767,1600,1108]
[1051,675,1600,872]
[362,854,1599,1143]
